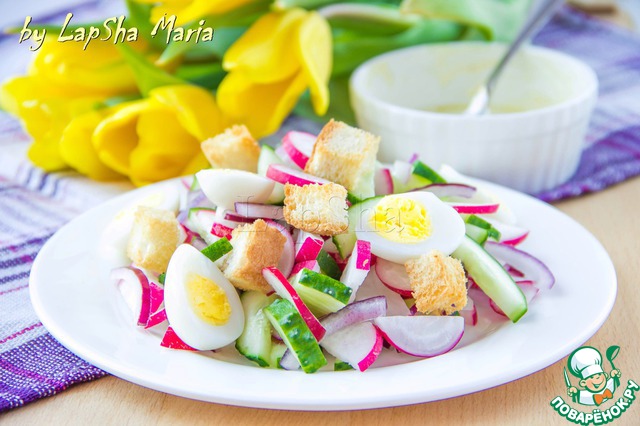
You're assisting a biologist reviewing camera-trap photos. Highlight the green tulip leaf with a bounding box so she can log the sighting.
[117,43,186,96]
[321,3,420,35]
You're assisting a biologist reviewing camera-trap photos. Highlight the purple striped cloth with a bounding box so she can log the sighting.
[1,5,640,413]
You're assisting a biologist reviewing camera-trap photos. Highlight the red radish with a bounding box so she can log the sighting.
[321,296,387,336]
[111,266,151,326]
[148,281,164,313]
[373,315,464,357]
[264,220,295,277]
[392,160,412,185]
[413,183,477,199]
[282,131,316,169]
[160,326,197,351]
[275,145,302,170]
[490,281,539,317]
[322,237,339,254]
[262,266,325,341]
[289,260,320,277]
[266,164,330,186]
[356,273,410,316]
[211,223,234,240]
[448,203,500,214]
[340,240,371,301]
[484,242,555,291]
[294,231,324,263]
[145,309,168,329]
[374,166,394,195]
[234,202,284,220]
[320,322,383,372]
[483,219,529,245]
[374,258,412,297]
[459,297,478,326]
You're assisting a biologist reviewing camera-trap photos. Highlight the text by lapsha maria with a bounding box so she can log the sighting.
[18,13,214,51]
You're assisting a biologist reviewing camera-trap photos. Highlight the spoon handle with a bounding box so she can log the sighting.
[485,0,565,95]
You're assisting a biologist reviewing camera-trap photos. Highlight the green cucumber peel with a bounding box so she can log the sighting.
[157,272,166,285]
[464,223,489,245]
[452,236,527,322]
[236,291,277,368]
[412,160,447,184]
[291,268,351,316]
[264,299,327,373]
[269,342,288,369]
[201,237,233,262]
[334,360,355,371]
[465,214,501,240]
[316,249,342,280]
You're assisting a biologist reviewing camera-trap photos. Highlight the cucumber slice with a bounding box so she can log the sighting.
[412,160,446,184]
[201,237,233,262]
[257,145,286,204]
[186,207,218,245]
[465,223,489,245]
[291,268,352,316]
[316,249,342,280]
[334,360,355,371]
[452,236,527,322]
[264,298,327,373]
[332,196,382,259]
[270,342,287,368]
[236,291,277,367]
[465,215,501,241]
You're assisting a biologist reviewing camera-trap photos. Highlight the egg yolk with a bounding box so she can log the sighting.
[370,196,431,243]
[186,274,231,325]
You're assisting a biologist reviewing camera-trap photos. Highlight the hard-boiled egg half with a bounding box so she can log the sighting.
[164,244,244,350]
[355,192,465,264]
[196,169,275,210]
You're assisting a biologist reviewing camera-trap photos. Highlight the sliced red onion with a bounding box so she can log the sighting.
[321,296,387,336]
[279,349,300,370]
[485,242,555,291]
[223,211,254,224]
[413,183,477,199]
[448,203,500,214]
[459,296,477,326]
[408,153,419,164]
[234,202,284,220]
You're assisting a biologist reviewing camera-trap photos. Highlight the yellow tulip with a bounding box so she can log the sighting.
[0,40,139,173]
[93,85,225,186]
[217,9,332,138]
[135,0,258,26]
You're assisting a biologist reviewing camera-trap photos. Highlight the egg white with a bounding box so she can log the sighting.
[196,169,275,210]
[164,244,244,350]
[355,192,465,264]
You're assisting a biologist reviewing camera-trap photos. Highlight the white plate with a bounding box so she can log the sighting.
[29,179,616,411]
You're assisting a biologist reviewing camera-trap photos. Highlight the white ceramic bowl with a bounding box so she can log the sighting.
[350,42,598,194]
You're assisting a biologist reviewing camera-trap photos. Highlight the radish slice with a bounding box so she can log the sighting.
[266,164,330,186]
[413,183,476,199]
[177,189,211,223]
[111,266,151,326]
[234,202,284,220]
[161,326,197,351]
[484,242,555,291]
[356,272,410,316]
[374,166,394,196]
[375,258,412,298]
[340,240,372,301]
[321,296,387,336]
[294,230,324,263]
[448,203,500,214]
[211,223,234,240]
[275,145,303,170]
[392,160,412,185]
[145,309,168,329]
[459,297,478,326]
[320,322,383,372]
[490,281,539,317]
[262,266,325,341]
[282,131,316,169]
[483,218,529,246]
[289,260,320,277]
[264,219,295,277]
[148,281,164,313]
[373,316,464,357]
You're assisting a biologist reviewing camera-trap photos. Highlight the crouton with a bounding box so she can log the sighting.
[283,183,348,236]
[201,124,261,172]
[221,219,286,293]
[405,250,467,315]
[304,119,380,199]
[127,206,182,273]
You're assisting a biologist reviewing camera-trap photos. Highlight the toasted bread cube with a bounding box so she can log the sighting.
[127,206,182,273]
[304,119,380,199]
[221,219,286,293]
[201,125,261,172]
[405,250,467,315]
[283,183,348,236]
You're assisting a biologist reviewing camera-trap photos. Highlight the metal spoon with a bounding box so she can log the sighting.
[464,0,565,115]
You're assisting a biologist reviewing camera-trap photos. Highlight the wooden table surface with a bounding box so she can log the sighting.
[3,174,639,425]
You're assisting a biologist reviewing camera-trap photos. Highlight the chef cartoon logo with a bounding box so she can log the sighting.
[550,345,639,425]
